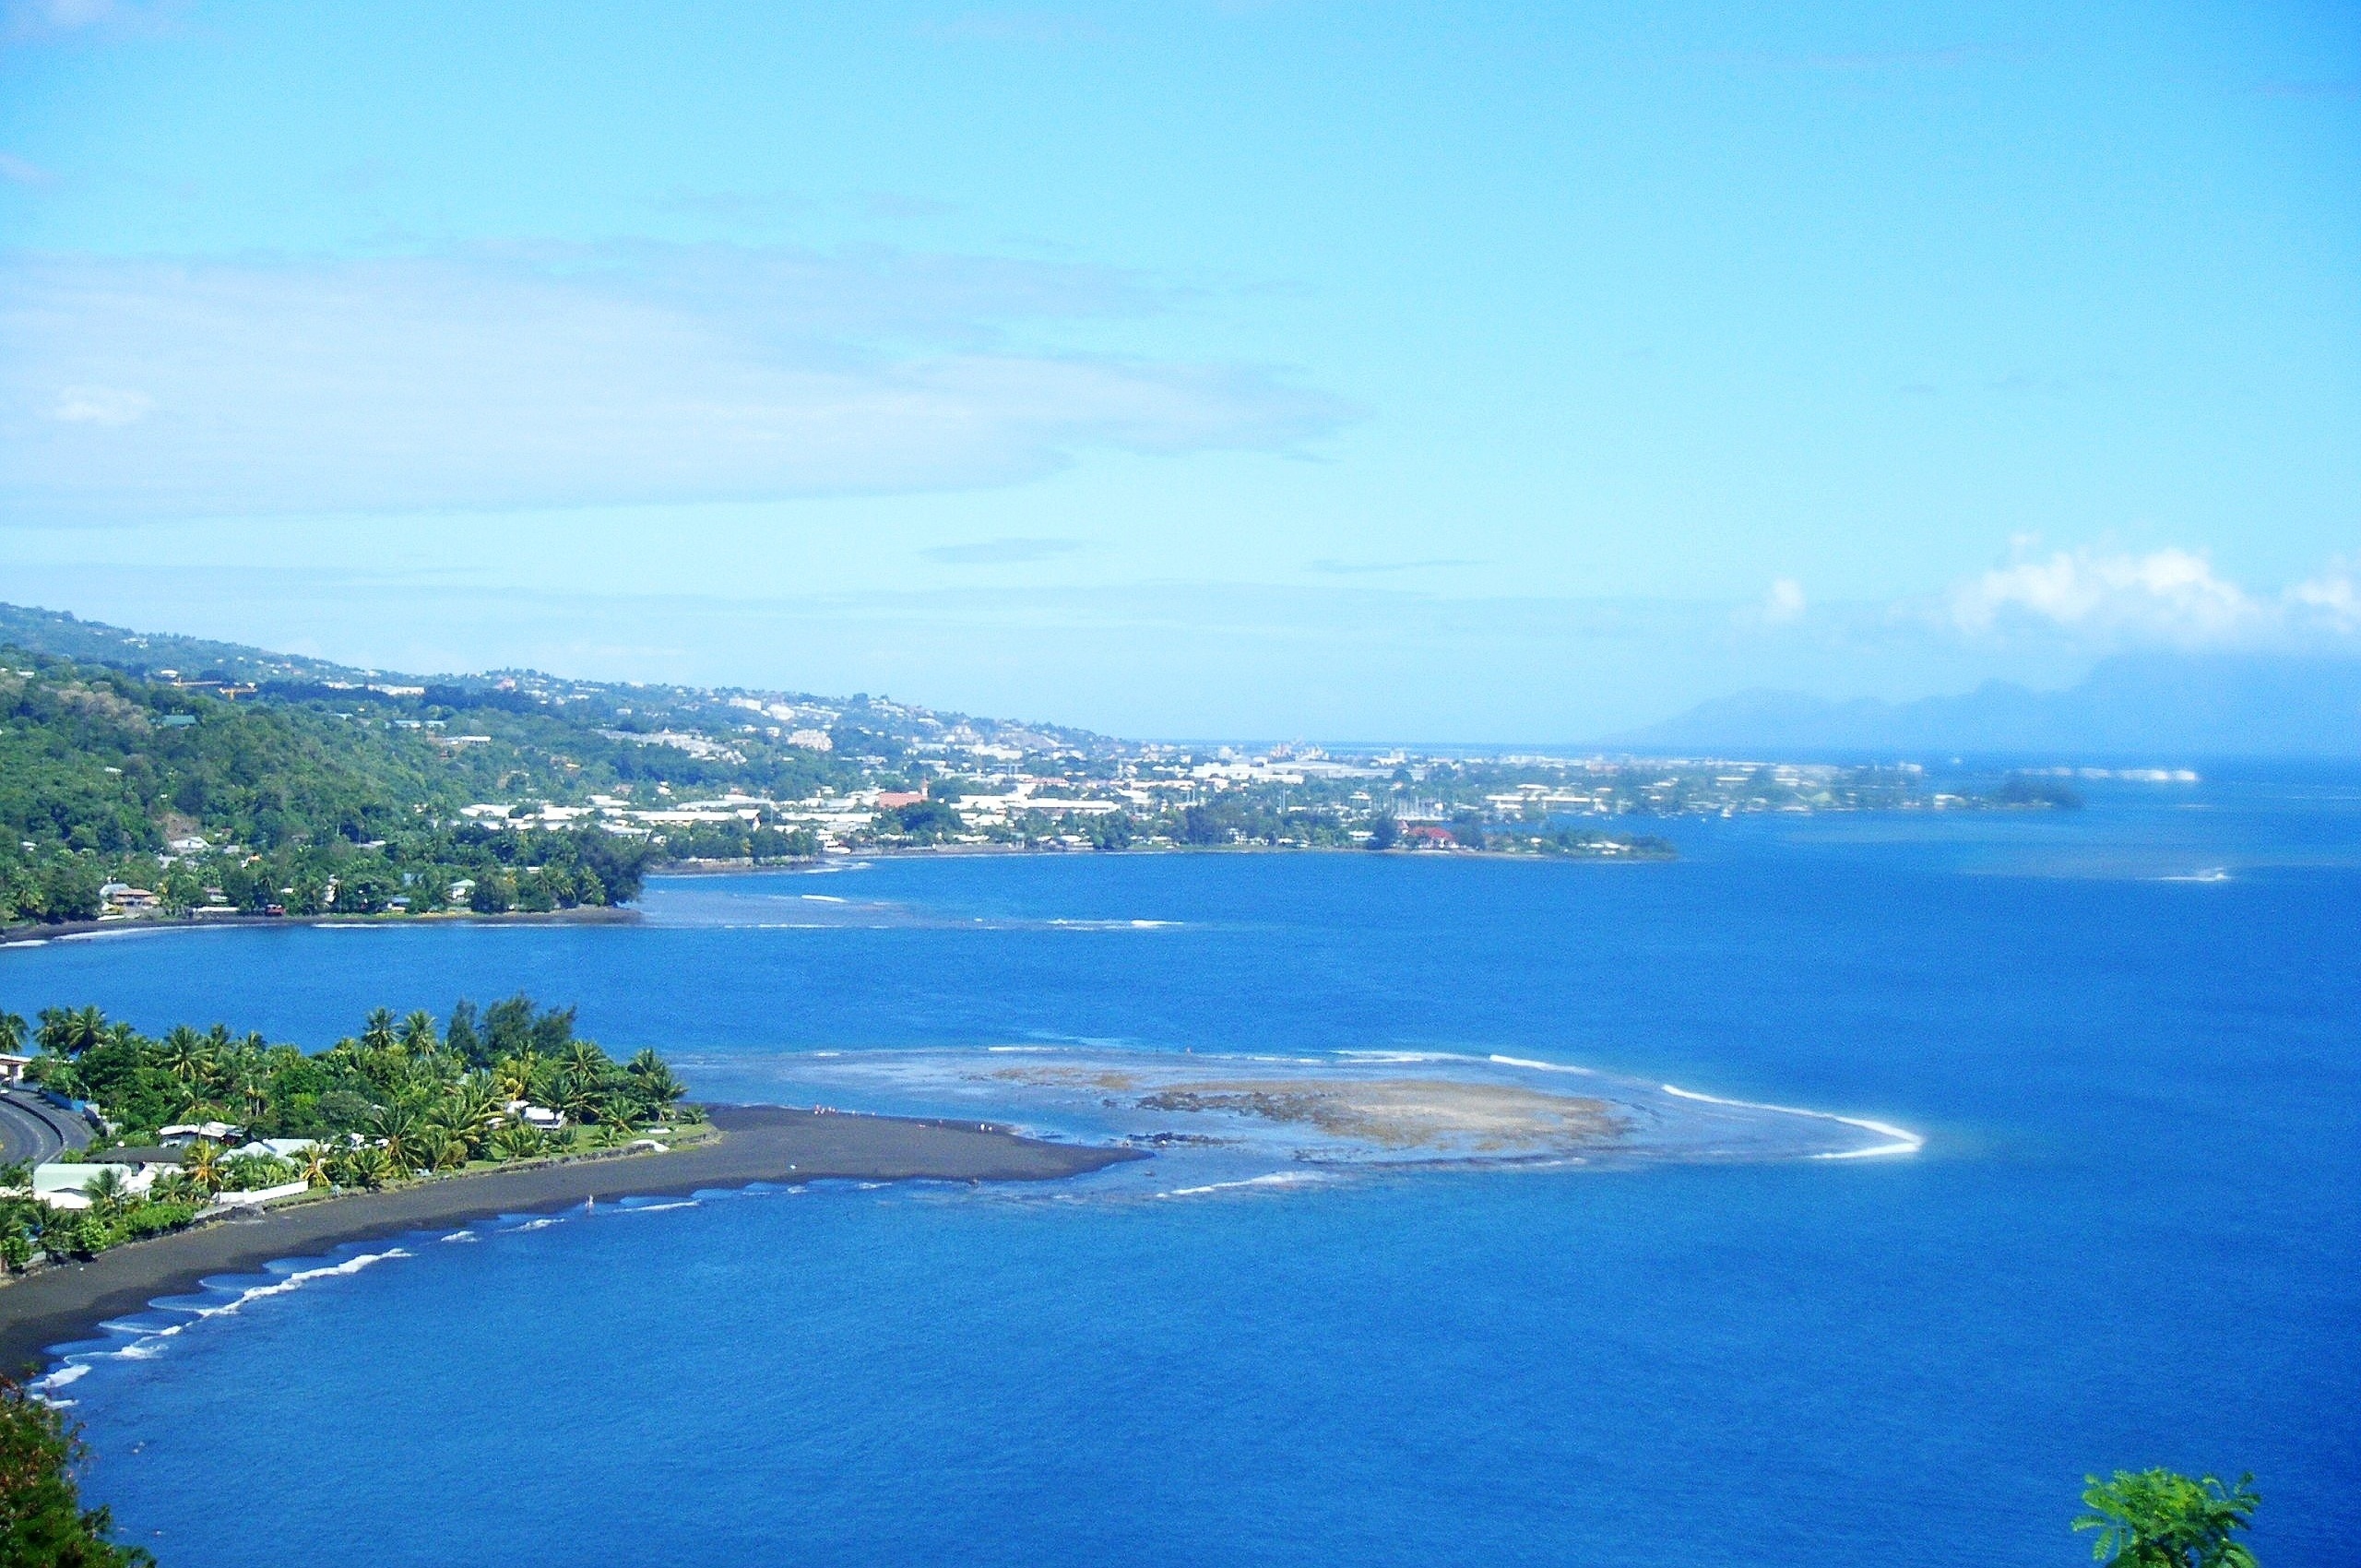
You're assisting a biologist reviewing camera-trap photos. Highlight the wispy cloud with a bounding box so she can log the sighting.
[0,152,54,186]
[1,0,181,45]
[920,537,1082,565]
[0,243,1354,522]
[1306,556,1477,576]
[1943,545,2360,648]
[1757,577,1807,625]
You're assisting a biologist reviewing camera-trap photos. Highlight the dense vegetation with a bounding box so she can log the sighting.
[0,1000,694,1268]
[2076,1469,2259,1567]
[0,652,658,925]
[0,1376,152,1566]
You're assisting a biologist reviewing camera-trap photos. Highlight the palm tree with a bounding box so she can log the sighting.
[367,1102,428,1174]
[336,1144,396,1190]
[397,1010,440,1056]
[492,1051,543,1102]
[489,1122,546,1161]
[361,1007,398,1052]
[0,1012,25,1055]
[36,1005,106,1057]
[562,1040,610,1080]
[445,1075,504,1154]
[160,1024,214,1087]
[556,1071,604,1127]
[629,1059,687,1118]
[181,1140,226,1196]
[296,1142,337,1189]
[77,1166,130,1218]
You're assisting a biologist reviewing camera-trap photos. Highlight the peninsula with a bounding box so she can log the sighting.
[0,1103,1139,1374]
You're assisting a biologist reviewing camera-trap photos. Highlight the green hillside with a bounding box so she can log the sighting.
[0,651,656,923]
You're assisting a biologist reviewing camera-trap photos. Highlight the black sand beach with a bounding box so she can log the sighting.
[0,1104,1144,1374]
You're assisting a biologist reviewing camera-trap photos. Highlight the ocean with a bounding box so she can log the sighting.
[4,765,2355,1565]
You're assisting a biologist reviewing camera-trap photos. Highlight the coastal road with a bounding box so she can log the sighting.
[0,1092,90,1167]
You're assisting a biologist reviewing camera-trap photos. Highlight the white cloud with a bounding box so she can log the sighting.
[1949,547,2264,644]
[1943,545,2361,648]
[0,152,53,185]
[1,0,178,43]
[2289,566,2361,633]
[48,384,151,425]
[1762,576,1806,624]
[0,244,1353,521]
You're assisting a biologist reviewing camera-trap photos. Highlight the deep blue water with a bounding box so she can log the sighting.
[4,769,2355,1566]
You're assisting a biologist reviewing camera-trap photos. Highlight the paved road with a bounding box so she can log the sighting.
[0,1092,91,1167]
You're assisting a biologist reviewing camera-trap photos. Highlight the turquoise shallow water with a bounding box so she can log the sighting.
[5,766,2356,1565]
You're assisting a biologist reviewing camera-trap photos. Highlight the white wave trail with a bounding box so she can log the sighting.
[800,894,848,903]
[623,1200,699,1213]
[1657,1084,1924,1158]
[1155,1172,1333,1200]
[191,1249,413,1316]
[1489,1054,1597,1075]
[37,1247,413,1390]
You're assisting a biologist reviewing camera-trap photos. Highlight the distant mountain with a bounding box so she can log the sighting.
[1608,653,2361,760]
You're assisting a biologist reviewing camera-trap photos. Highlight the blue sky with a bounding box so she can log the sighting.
[1,1,2355,739]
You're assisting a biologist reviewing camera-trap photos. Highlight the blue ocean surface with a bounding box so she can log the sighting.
[3,766,2355,1565]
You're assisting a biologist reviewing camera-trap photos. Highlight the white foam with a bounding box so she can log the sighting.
[34,1248,413,1389]
[623,1200,698,1213]
[1658,1083,1924,1158]
[441,1230,479,1242]
[1489,1054,1596,1075]
[192,1250,412,1317]
[801,894,848,903]
[1156,1171,1333,1199]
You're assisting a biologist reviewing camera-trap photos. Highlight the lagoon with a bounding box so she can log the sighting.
[4,768,2356,1565]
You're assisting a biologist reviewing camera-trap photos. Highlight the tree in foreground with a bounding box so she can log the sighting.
[2076,1468,2260,1568]
[0,1375,153,1567]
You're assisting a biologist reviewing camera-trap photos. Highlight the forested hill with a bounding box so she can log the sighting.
[0,601,1099,927]
[0,651,657,923]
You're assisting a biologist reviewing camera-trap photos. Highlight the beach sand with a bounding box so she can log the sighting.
[0,1104,1143,1375]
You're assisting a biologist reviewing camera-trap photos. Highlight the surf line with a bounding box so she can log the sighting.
[1655,1083,1925,1158]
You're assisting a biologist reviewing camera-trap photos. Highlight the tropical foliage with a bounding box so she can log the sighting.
[0,651,658,926]
[0,1375,153,1567]
[0,997,693,1269]
[2075,1469,2260,1568]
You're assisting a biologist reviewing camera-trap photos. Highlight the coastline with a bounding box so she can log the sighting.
[0,842,1681,944]
[0,1103,1144,1375]
[0,904,639,945]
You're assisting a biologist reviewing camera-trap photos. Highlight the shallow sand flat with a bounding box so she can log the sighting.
[0,1105,1144,1375]
[1135,1078,1623,1152]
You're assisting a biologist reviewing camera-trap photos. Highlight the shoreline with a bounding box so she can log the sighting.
[0,842,1680,944]
[0,1104,1145,1376]
[0,904,636,945]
